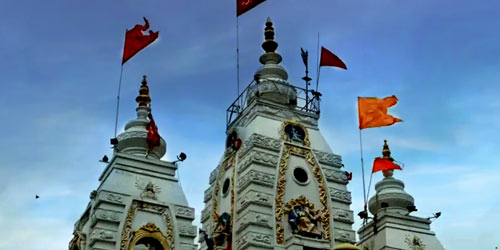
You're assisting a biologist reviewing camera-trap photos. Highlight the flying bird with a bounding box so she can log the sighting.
[35,194,39,199]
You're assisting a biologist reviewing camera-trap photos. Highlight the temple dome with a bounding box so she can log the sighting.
[368,140,414,215]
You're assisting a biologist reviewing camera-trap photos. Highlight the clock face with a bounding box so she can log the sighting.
[284,124,305,143]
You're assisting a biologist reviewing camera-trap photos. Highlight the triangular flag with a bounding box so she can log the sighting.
[320,46,347,69]
[372,157,402,173]
[358,95,402,129]
[122,17,159,64]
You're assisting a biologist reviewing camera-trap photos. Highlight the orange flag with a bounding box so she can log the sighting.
[122,17,159,65]
[358,95,402,129]
[372,157,402,173]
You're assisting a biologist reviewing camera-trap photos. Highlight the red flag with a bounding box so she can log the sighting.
[372,157,402,173]
[320,47,347,69]
[237,0,266,16]
[146,113,161,150]
[122,17,159,64]
[358,95,402,129]
[345,171,353,181]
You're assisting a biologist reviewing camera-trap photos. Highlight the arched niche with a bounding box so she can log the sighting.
[129,222,170,250]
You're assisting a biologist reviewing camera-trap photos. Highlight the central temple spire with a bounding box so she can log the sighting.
[255,17,287,80]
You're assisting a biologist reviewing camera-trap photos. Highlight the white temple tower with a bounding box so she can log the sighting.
[199,18,356,250]
[70,76,197,250]
[357,141,445,250]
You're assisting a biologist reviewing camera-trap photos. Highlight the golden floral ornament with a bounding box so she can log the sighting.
[128,222,170,250]
[281,120,310,147]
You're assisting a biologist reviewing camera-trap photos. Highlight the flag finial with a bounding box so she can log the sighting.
[136,75,151,108]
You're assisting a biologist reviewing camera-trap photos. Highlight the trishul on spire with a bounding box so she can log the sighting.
[136,75,151,108]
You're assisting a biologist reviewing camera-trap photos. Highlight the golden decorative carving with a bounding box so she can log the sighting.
[285,195,323,238]
[275,144,331,244]
[121,203,137,249]
[276,224,285,245]
[128,222,170,250]
[136,75,151,108]
[281,120,310,147]
[69,232,82,250]
[212,154,236,223]
[120,201,175,249]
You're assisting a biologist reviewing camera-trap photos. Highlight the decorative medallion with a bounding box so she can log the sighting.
[281,121,310,146]
[405,234,426,250]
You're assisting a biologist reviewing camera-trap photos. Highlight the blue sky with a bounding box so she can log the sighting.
[1,0,499,249]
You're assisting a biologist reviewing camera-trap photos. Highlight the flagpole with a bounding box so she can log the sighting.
[114,65,124,138]
[315,32,320,92]
[366,172,374,201]
[359,129,368,215]
[236,16,241,109]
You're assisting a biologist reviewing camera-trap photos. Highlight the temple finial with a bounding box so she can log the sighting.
[262,17,278,53]
[136,75,151,108]
[382,140,394,161]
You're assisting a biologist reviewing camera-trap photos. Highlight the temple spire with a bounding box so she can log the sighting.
[136,75,151,108]
[259,17,283,65]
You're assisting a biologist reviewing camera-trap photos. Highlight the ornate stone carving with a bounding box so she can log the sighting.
[237,191,273,213]
[238,150,279,173]
[201,206,212,223]
[275,144,331,244]
[204,185,214,203]
[94,209,120,222]
[236,231,273,249]
[323,168,349,184]
[209,167,219,184]
[312,149,343,168]
[332,208,354,224]
[236,211,272,233]
[240,134,282,157]
[329,187,352,204]
[135,177,161,200]
[105,192,124,204]
[237,169,275,191]
[405,234,426,250]
[176,206,195,219]
[333,228,356,243]
[116,131,148,141]
[178,223,197,237]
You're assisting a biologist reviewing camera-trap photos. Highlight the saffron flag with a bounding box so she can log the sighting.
[372,157,402,173]
[237,0,266,16]
[146,113,161,150]
[122,17,159,65]
[358,95,402,129]
[320,47,347,69]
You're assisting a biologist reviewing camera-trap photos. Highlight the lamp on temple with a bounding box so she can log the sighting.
[173,152,187,164]
[110,138,119,145]
[426,212,441,220]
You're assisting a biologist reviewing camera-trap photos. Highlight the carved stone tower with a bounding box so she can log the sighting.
[70,76,197,250]
[199,18,356,250]
[357,141,445,250]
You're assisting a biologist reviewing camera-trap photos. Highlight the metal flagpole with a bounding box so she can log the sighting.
[236,16,241,109]
[315,32,321,91]
[114,65,124,138]
[359,129,368,213]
